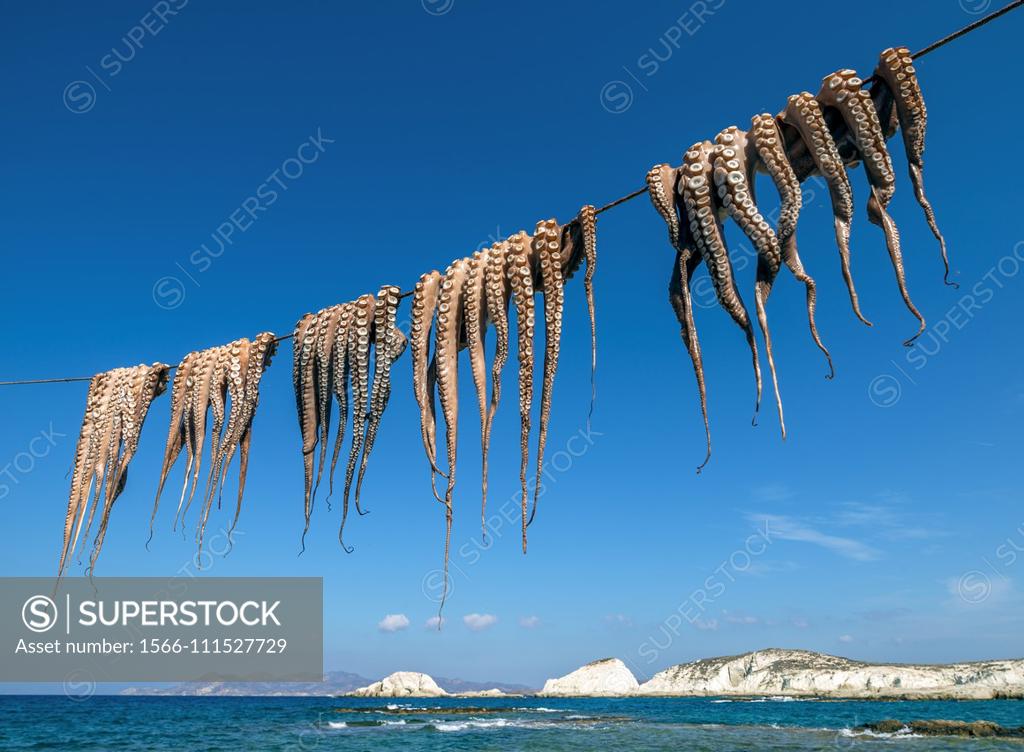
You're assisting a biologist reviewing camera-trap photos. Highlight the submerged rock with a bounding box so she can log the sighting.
[637,648,1024,699]
[858,720,1024,738]
[540,658,640,696]
[350,671,448,697]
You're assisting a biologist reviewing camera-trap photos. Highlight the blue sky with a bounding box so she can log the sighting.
[1,1,1023,687]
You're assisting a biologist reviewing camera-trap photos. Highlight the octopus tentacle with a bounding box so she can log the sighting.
[713,127,786,437]
[748,113,834,378]
[61,374,104,575]
[355,285,404,510]
[311,306,342,505]
[506,232,535,552]
[482,241,512,528]
[874,47,952,286]
[563,206,599,426]
[462,252,491,536]
[227,332,277,535]
[781,92,872,327]
[818,69,924,346]
[199,338,250,547]
[648,164,711,471]
[681,141,762,422]
[528,219,564,527]
[435,258,470,609]
[410,271,448,501]
[293,312,320,541]
[342,294,375,531]
[180,347,222,521]
[669,249,712,471]
[150,353,195,542]
[328,303,354,504]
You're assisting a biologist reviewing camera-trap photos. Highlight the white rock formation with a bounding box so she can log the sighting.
[350,671,448,697]
[540,658,640,696]
[456,688,508,698]
[637,649,1024,699]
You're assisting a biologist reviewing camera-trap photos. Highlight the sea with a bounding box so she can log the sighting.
[0,695,1022,750]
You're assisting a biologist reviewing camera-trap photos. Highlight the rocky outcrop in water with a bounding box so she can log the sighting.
[540,658,640,696]
[350,671,448,697]
[637,649,1024,699]
[857,720,1024,738]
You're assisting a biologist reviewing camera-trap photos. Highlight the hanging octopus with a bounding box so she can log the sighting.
[681,140,763,421]
[559,206,599,427]
[817,68,925,346]
[293,288,406,551]
[410,270,447,502]
[61,362,170,578]
[647,46,949,464]
[647,163,711,471]
[872,46,952,286]
[150,333,276,554]
[354,285,407,511]
[527,219,564,528]
[506,231,536,553]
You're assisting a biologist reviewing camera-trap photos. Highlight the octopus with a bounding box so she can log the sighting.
[293,289,405,552]
[817,68,925,346]
[410,270,447,502]
[60,362,170,578]
[872,46,952,286]
[681,140,763,422]
[149,333,276,555]
[647,163,711,471]
[506,231,536,553]
[561,206,599,427]
[527,219,564,528]
[648,46,949,463]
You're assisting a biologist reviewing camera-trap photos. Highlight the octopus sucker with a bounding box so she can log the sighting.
[713,126,786,437]
[818,69,925,346]
[435,258,470,606]
[748,113,834,379]
[527,219,564,528]
[60,363,169,578]
[410,270,448,499]
[781,92,872,328]
[874,47,952,286]
[462,251,491,536]
[482,241,512,526]
[681,141,763,422]
[354,285,405,511]
[506,231,536,552]
[341,293,375,524]
[648,164,711,470]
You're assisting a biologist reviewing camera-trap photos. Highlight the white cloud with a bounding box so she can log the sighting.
[791,617,810,629]
[518,615,540,629]
[838,634,854,643]
[694,617,719,631]
[463,613,498,631]
[377,613,410,632]
[723,611,759,625]
[424,615,445,629]
[753,514,881,561]
[604,613,633,628]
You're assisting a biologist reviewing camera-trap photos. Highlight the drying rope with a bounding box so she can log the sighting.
[1,0,1020,388]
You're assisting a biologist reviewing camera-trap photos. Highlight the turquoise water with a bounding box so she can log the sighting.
[0,695,1022,750]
